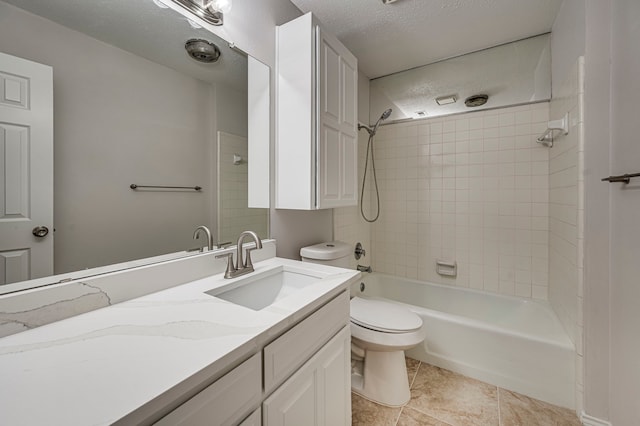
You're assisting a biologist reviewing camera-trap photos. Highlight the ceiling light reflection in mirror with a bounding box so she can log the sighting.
[168,0,232,26]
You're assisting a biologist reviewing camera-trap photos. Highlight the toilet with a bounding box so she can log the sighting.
[300,242,426,407]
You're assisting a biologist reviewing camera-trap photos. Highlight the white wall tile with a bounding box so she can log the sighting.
[548,56,585,377]
[369,103,550,298]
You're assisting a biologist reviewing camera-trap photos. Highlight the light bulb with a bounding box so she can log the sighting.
[203,0,232,13]
[152,0,169,8]
[187,19,202,29]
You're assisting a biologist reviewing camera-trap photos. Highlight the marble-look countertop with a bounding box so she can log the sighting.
[0,257,360,425]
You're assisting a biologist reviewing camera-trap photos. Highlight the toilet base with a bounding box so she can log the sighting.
[351,349,410,407]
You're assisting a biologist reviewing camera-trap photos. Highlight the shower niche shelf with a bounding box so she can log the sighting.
[276,12,358,210]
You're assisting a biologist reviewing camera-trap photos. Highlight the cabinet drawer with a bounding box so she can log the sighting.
[155,353,261,426]
[263,291,349,393]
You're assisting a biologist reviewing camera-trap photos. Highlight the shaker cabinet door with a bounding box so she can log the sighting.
[263,326,351,426]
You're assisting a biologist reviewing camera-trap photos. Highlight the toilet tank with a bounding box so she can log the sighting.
[300,241,352,268]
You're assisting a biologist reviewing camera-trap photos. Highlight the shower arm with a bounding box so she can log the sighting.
[358,122,374,136]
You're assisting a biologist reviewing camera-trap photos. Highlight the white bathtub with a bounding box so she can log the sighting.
[352,273,575,409]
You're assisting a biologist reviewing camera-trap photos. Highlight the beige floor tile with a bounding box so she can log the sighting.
[407,363,499,426]
[406,357,421,387]
[352,392,402,426]
[397,406,452,426]
[499,388,581,426]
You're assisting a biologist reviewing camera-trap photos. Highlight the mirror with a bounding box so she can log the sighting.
[0,0,269,291]
[370,34,551,122]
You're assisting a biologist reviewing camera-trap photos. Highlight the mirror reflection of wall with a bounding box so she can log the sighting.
[370,34,551,123]
[217,131,268,244]
[0,0,267,284]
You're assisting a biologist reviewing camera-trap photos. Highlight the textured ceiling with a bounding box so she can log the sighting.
[290,0,563,79]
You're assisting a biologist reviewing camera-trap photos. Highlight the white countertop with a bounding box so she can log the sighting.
[0,258,360,425]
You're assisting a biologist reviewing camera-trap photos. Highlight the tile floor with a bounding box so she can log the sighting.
[352,358,581,426]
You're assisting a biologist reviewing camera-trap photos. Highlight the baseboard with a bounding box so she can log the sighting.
[581,411,612,426]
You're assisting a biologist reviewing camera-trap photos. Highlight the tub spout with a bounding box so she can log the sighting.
[357,265,372,273]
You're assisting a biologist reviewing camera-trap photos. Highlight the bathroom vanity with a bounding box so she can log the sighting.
[0,254,360,425]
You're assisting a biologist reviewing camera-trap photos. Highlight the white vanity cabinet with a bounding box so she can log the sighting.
[155,291,351,426]
[155,353,262,426]
[276,12,358,210]
[263,327,351,426]
[262,292,351,426]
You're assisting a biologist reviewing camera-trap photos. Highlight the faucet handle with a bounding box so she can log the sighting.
[215,252,236,278]
[244,247,258,269]
[216,241,233,249]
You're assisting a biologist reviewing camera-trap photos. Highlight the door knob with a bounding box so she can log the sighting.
[32,226,49,238]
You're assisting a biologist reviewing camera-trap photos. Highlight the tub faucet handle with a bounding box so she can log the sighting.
[354,242,366,260]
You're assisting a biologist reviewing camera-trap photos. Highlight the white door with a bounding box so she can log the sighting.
[609,0,640,423]
[0,52,53,285]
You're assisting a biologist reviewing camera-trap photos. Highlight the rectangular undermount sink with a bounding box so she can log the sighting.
[205,266,324,310]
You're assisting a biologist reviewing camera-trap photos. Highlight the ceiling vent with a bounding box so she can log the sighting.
[185,39,221,63]
[464,94,489,107]
[435,95,457,106]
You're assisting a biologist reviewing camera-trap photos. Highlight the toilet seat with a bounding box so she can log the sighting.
[350,297,422,333]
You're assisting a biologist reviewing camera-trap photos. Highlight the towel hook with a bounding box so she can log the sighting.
[537,113,569,147]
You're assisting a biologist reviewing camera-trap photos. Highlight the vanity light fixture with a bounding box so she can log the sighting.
[168,0,232,26]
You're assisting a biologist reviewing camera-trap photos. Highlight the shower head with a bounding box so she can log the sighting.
[371,108,392,134]
[358,108,392,136]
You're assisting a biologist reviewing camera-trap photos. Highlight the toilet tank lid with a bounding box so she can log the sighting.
[300,241,352,260]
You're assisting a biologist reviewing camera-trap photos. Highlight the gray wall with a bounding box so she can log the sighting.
[550,0,585,94]
[0,3,218,273]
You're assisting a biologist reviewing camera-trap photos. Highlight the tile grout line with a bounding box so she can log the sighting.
[497,386,502,426]
[403,362,454,426]
[408,359,421,389]
[396,359,418,426]
[394,406,404,426]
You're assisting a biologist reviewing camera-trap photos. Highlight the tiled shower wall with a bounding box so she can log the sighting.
[548,57,585,413]
[218,131,268,243]
[334,130,373,269]
[370,103,551,300]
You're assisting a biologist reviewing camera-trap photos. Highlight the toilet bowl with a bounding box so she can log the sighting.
[350,296,425,406]
[300,242,426,407]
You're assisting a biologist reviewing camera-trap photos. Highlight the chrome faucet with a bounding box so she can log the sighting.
[215,230,263,279]
[193,225,214,251]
